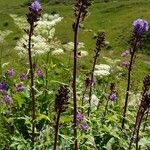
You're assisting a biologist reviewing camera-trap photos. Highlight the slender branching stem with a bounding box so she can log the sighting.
[28,23,36,146]
[122,37,139,129]
[73,5,83,149]
[128,107,141,150]
[88,52,99,116]
[135,111,145,150]
[143,108,149,131]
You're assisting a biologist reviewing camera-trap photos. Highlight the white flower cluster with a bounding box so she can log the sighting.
[11,14,63,57]
[35,14,63,40]
[63,42,85,51]
[63,41,88,57]
[94,64,111,77]
[15,34,50,56]
[9,14,27,29]
[51,48,64,55]
[0,30,12,43]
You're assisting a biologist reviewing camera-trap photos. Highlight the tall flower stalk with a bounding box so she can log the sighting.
[122,19,149,129]
[128,75,150,150]
[26,0,41,146]
[53,85,70,150]
[73,0,92,149]
[88,32,105,116]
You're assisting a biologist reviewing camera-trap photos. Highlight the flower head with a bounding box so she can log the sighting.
[76,112,84,122]
[15,83,24,92]
[109,92,117,101]
[7,68,15,76]
[0,82,8,91]
[31,0,41,12]
[133,19,149,36]
[122,61,130,68]
[121,50,129,57]
[20,73,27,81]
[80,123,89,131]
[3,95,13,105]
[55,85,70,112]
[36,68,43,77]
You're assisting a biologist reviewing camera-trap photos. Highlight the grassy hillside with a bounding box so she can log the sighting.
[0,0,150,79]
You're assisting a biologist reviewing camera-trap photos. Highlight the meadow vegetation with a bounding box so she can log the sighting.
[0,0,150,149]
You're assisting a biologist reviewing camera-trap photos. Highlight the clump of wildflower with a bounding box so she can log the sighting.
[31,0,41,12]
[15,83,24,92]
[76,111,89,131]
[133,19,149,36]
[20,73,27,81]
[36,68,43,77]
[27,0,42,25]
[80,122,89,131]
[109,92,117,101]
[7,68,15,76]
[121,50,129,57]
[94,64,111,77]
[55,85,70,112]
[0,82,8,91]
[3,95,13,105]
[51,49,64,56]
[76,112,84,122]
[122,19,149,129]
[53,85,70,150]
[109,83,117,102]
[122,61,130,68]
[128,75,150,149]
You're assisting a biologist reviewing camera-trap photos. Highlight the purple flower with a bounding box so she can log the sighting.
[133,19,149,36]
[109,92,117,101]
[15,83,24,92]
[36,68,43,77]
[20,73,27,81]
[3,95,13,105]
[31,0,41,12]
[121,50,129,57]
[0,82,8,91]
[7,68,15,76]
[80,123,89,131]
[122,61,130,68]
[76,112,84,122]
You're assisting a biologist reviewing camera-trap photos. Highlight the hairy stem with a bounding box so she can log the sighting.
[28,23,36,146]
[53,110,61,150]
[88,51,99,116]
[136,111,145,150]
[122,37,138,129]
[128,106,141,150]
[73,6,83,150]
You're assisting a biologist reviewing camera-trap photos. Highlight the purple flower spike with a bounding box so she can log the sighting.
[0,82,8,91]
[122,61,130,68]
[36,68,43,77]
[3,95,13,105]
[31,0,41,12]
[133,19,149,36]
[20,73,27,81]
[76,112,84,122]
[121,50,129,57]
[80,123,89,131]
[15,83,24,92]
[109,92,117,101]
[7,68,15,76]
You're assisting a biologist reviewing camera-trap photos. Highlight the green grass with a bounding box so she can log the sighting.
[0,0,150,81]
